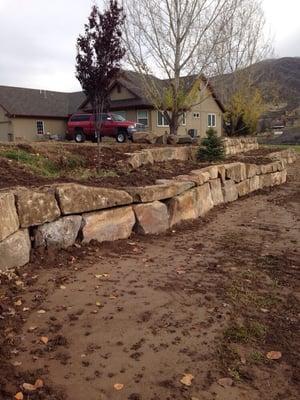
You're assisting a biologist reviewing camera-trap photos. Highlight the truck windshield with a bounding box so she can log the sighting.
[112,114,126,121]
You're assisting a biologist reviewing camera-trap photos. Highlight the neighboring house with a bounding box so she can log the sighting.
[0,71,224,142]
[0,86,84,142]
[81,71,225,138]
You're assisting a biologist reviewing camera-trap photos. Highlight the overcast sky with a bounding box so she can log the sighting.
[0,0,299,92]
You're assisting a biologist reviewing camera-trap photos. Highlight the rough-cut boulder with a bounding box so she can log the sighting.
[15,188,60,228]
[133,201,169,234]
[249,176,260,192]
[167,134,178,145]
[132,131,166,145]
[56,184,133,215]
[177,135,193,144]
[0,229,31,269]
[260,174,272,188]
[174,174,207,186]
[236,179,251,197]
[271,170,287,186]
[209,179,224,206]
[167,189,198,227]
[0,191,19,241]
[195,183,214,216]
[260,163,275,174]
[82,206,135,243]
[34,216,82,249]
[197,166,219,179]
[245,164,258,178]
[190,170,211,184]
[224,162,247,182]
[222,180,238,202]
[126,181,194,203]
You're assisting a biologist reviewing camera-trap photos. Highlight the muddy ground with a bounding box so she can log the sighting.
[0,142,278,189]
[0,160,299,400]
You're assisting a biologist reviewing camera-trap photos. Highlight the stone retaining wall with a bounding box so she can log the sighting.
[122,137,259,169]
[0,149,297,270]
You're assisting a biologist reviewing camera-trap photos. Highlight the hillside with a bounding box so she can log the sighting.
[212,57,300,110]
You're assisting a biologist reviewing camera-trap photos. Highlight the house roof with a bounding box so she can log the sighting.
[111,70,225,112]
[0,85,85,118]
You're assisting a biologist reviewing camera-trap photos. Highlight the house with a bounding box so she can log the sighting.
[0,71,224,142]
[82,71,225,138]
[0,86,84,142]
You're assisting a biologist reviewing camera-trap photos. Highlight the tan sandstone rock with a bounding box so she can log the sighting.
[209,179,224,206]
[82,206,135,243]
[167,189,198,227]
[195,183,214,216]
[271,170,287,186]
[197,166,219,179]
[174,174,207,186]
[126,181,194,203]
[56,184,133,215]
[236,179,251,197]
[249,175,260,192]
[133,201,169,234]
[0,191,19,241]
[245,164,258,178]
[34,216,82,249]
[260,174,273,188]
[224,162,247,182]
[189,170,211,183]
[15,188,60,228]
[0,229,31,269]
[222,180,238,202]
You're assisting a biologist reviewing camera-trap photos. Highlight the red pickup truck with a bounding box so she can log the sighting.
[66,112,140,143]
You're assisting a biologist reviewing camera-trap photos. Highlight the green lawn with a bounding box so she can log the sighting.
[264,144,300,154]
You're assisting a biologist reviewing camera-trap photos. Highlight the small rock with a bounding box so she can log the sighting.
[114,383,124,390]
[180,373,194,386]
[217,377,233,387]
[266,351,282,360]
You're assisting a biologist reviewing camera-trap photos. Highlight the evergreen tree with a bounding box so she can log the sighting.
[197,128,225,162]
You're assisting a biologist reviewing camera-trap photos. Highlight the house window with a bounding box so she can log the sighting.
[137,110,149,126]
[36,120,44,135]
[181,112,186,126]
[208,113,216,127]
[193,112,200,119]
[157,111,169,127]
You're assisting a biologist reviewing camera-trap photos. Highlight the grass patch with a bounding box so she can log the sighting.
[227,283,278,309]
[249,350,265,365]
[65,168,119,180]
[265,144,300,153]
[224,322,267,343]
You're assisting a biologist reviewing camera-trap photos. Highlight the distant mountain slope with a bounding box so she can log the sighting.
[212,57,300,110]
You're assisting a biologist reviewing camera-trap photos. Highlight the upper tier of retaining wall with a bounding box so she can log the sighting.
[0,146,296,271]
[121,137,259,169]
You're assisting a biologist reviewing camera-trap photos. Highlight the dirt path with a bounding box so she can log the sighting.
[1,161,299,400]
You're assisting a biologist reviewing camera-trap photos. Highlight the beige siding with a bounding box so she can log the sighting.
[11,118,67,141]
[110,85,136,101]
[0,105,13,141]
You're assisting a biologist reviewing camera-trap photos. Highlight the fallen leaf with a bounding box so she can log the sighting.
[12,361,22,367]
[37,309,46,314]
[28,326,37,332]
[40,336,49,345]
[266,351,282,360]
[22,383,37,392]
[114,383,124,391]
[96,301,102,307]
[217,377,233,387]
[176,269,186,275]
[34,379,44,389]
[23,307,30,312]
[60,285,66,290]
[15,280,23,286]
[109,295,117,299]
[180,373,194,386]
[260,308,269,313]
[14,392,23,400]
[14,300,22,306]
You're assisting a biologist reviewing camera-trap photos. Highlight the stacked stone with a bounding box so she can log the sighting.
[0,149,295,270]
[222,137,259,156]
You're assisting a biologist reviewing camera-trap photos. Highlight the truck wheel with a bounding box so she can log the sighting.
[116,131,127,143]
[74,130,86,143]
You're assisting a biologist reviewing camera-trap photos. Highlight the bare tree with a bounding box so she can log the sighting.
[76,0,125,169]
[122,0,245,135]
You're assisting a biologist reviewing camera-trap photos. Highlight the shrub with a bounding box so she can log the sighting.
[197,128,225,162]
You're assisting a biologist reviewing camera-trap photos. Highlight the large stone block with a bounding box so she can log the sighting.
[0,229,31,269]
[217,165,226,183]
[15,188,61,228]
[82,206,135,243]
[133,201,169,234]
[236,179,251,197]
[174,174,207,186]
[195,183,214,216]
[56,184,133,215]
[190,170,211,183]
[196,165,219,179]
[34,216,82,249]
[260,163,275,174]
[126,181,194,203]
[245,164,258,178]
[209,179,224,206]
[271,170,287,186]
[167,189,198,227]
[224,162,247,182]
[249,176,260,192]
[259,173,272,188]
[222,180,238,202]
[0,191,19,241]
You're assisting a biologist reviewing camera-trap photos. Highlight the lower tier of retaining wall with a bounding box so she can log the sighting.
[0,149,296,271]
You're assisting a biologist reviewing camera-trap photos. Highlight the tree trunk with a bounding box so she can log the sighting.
[169,112,180,136]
